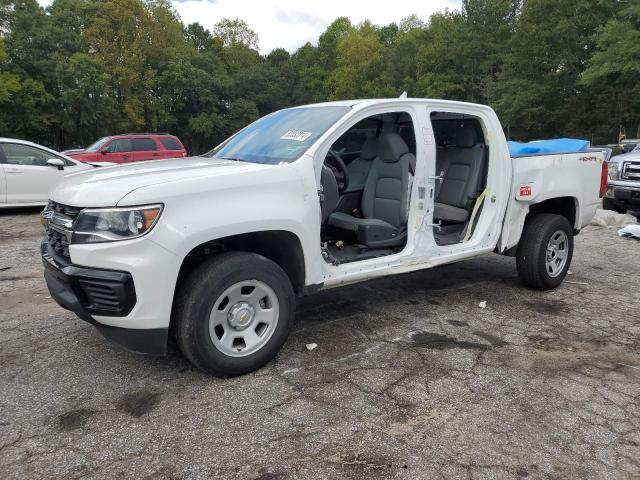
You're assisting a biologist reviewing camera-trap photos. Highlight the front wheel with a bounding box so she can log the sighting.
[175,252,295,376]
[516,213,574,290]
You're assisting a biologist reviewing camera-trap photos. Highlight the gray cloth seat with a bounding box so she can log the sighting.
[328,133,415,248]
[327,213,395,232]
[433,124,485,223]
[345,136,377,192]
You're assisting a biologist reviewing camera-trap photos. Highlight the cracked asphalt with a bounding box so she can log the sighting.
[1,209,639,480]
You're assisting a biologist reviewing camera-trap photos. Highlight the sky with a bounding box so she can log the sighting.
[37,0,462,54]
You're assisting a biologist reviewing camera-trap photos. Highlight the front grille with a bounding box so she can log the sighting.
[622,162,640,181]
[46,228,70,257]
[44,201,81,258]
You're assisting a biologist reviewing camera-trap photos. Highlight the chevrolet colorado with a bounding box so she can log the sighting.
[41,98,607,376]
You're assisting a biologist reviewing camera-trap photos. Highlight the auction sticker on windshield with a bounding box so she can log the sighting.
[281,130,313,142]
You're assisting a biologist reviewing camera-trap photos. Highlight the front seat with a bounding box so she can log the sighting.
[328,133,414,248]
[434,124,485,223]
[345,135,378,192]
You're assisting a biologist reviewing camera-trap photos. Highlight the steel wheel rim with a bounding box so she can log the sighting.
[545,230,569,278]
[209,280,279,357]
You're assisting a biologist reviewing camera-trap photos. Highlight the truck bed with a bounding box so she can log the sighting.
[499,151,605,251]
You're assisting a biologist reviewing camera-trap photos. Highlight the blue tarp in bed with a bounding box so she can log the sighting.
[507,138,590,156]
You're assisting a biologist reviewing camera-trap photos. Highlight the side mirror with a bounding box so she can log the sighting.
[46,158,65,170]
[101,149,109,155]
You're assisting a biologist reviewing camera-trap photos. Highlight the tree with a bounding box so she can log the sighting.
[57,53,118,146]
[0,0,636,151]
[378,22,399,47]
[213,18,258,49]
[414,10,470,99]
[1,0,55,84]
[2,78,52,139]
[399,14,425,32]
[0,39,19,103]
[186,22,213,52]
[487,0,616,140]
[581,3,640,142]
[317,16,353,71]
[329,21,394,99]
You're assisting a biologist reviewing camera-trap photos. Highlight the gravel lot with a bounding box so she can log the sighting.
[1,209,639,480]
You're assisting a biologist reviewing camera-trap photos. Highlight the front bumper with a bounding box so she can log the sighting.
[605,184,640,209]
[42,241,168,355]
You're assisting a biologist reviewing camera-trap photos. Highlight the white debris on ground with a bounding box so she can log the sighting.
[478,301,487,309]
[590,209,637,228]
[618,224,640,239]
[305,343,318,351]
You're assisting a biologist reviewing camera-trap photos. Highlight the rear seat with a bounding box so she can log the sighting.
[434,124,485,223]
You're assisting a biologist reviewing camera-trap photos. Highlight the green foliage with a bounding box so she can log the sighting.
[329,21,394,99]
[581,3,640,139]
[213,18,259,49]
[0,0,637,150]
[486,0,618,140]
[0,39,21,127]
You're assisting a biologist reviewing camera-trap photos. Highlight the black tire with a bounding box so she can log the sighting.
[175,251,295,376]
[602,197,626,214]
[516,213,574,291]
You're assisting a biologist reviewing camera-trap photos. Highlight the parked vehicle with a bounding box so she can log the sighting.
[64,133,187,164]
[0,138,103,208]
[41,98,606,376]
[603,149,640,213]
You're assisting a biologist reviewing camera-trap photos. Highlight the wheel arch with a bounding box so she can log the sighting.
[526,196,579,232]
[500,196,579,256]
[172,230,307,307]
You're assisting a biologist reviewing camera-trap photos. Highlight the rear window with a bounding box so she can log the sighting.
[132,138,159,151]
[159,137,183,151]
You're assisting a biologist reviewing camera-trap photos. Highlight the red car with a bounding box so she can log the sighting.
[64,133,187,164]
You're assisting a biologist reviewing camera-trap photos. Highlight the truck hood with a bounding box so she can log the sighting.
[609,151,640,164]
[51,156,269,207]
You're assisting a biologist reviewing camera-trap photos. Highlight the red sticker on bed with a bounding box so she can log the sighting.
[519,185,532,196]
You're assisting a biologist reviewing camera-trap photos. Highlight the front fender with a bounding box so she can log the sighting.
[119,160,321,286]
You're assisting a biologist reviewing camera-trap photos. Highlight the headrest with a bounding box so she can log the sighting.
[359,136,378,160]
[379,133,410,163]
[456,124,477,148]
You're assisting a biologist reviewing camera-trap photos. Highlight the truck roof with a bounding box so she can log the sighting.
[295,98,495,112]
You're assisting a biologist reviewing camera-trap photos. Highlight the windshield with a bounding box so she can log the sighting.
[203,106,351,164]
[85,137,110,152]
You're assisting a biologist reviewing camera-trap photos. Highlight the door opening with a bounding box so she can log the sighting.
[430,112,489,246]
[319,112,416,265]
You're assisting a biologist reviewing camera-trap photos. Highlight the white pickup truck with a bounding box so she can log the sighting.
[41,98,607,376]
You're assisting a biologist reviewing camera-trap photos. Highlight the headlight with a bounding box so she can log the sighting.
[608,162,619,180]
[72,204,163,244]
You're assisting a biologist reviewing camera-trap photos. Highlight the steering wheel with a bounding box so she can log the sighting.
[326,149,349,192]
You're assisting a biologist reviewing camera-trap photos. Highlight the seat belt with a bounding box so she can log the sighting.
[463,188,489,242]
[405,153,416,223]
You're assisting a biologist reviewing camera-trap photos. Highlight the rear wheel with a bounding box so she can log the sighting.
[516,213,573,290]
[175,252,295,376]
